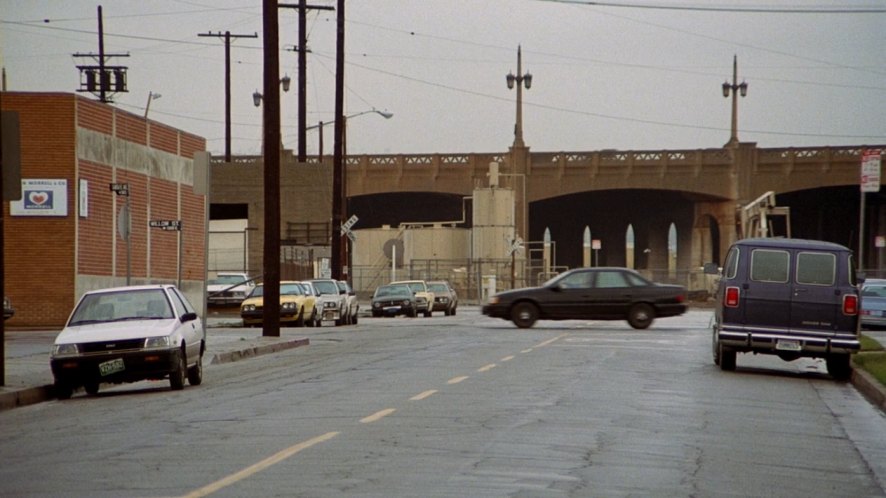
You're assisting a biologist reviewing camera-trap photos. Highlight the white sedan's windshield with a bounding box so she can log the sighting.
[69,289,173,324]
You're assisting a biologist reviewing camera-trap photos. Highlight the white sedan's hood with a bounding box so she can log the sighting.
[54,319,178,345]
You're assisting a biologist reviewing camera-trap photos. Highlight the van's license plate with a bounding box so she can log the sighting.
[776,340,801,352]
[99,358,125,376]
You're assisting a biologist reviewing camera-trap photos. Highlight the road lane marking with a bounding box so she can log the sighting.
[478,364,496,372]
[535,334,569,348]
[447,375,469,385]
[501,355,515,362]
[521,348,533,353]
[410,390,437,401]
[361,408,396,423]
[180,431,339,498]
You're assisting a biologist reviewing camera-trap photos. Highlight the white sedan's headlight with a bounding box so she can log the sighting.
[145,336,173,348]
[51,343,79,357]
[324,301,337,309]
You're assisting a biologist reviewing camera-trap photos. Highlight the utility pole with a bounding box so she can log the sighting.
[261,0,282,337]
[198,30,258,163]
[73,6,129,103]
[331,0,345,280]
[278,2,334,163]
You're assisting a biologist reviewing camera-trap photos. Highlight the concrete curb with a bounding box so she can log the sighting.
[852,364,886,412]
[0,337,310,412]
[210,338,310,365]
[0,384,55,412]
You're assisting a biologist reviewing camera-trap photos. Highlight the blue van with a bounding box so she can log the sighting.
[710,238,861,379]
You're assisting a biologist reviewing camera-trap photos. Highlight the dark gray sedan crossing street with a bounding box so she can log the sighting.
[1,308,884,497]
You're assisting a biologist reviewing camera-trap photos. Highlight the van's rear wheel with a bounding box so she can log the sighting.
[826,354,852,381]
[719,343,736,371]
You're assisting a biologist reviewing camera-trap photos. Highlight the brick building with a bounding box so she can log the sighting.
[2,92,207,327]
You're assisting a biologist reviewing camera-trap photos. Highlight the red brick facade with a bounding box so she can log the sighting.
[2,92,206,327]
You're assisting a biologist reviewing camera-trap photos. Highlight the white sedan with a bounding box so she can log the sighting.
[50,285,205,399]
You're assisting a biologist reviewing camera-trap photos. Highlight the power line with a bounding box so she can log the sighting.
[535,0,886,14]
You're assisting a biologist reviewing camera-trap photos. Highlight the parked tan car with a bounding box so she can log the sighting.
[390,280,435,317]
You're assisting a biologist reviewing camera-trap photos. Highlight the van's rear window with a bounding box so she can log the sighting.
[750,249,789,283]
[796,252,836,286]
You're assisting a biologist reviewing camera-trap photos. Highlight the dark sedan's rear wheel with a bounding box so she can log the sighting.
[511,302,539,329]
[627,303,655,330]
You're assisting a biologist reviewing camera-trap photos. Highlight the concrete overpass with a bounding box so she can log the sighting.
[210,142,885,294]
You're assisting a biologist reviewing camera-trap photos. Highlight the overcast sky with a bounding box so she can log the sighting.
[2,1,884,157]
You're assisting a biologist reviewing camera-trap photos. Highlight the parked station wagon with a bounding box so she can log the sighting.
[709,238,861,379]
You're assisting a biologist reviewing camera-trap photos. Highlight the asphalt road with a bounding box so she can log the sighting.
[1,309,885,497]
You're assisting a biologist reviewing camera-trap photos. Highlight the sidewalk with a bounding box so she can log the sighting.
[0,317,309,411]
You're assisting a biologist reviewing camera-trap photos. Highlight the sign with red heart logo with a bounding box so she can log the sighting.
[10,179,68,217]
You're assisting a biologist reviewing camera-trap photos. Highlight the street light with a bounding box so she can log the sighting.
[506,45,532,148]
[144,91,161,119]
[252,74,291,107]
[329,108,393,283]
[310,108,393,157]
[722,55,748,148]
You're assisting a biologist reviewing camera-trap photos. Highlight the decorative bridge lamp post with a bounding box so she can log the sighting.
[722,55,748,148]
[506,46,532,149]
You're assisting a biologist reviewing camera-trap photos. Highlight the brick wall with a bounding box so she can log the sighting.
[2,93,77,326]
[2,92,206,327]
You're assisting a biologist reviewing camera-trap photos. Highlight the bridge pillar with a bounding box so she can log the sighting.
[507,144,531,243]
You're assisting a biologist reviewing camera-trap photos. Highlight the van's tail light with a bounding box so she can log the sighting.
[843,294,858,315]
[724,286,740,308]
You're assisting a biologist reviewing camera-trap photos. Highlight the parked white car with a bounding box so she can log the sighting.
[207,272,255,306]
[50,285,205,399]
[337,280,360,325]
[310,279,348,326]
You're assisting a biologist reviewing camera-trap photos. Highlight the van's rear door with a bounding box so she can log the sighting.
[789,250,840,333]
[743,248,792,331]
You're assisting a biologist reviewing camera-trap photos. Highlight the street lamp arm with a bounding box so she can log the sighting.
[305,108,393,131]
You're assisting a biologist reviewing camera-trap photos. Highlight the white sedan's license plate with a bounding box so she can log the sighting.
[776,340,802,352]
[99,358,125,376]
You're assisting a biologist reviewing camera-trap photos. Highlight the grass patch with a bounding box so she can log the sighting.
[854,352,886,386]
[853,335,886,387]
[860,334,884,352]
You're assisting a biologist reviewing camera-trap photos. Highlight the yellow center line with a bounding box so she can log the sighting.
[179,431,339,498]
[447,375,469,385]
[410,389,437,401]
[500,355,515,362]
[478,363,497,372]
[360,408,396,423]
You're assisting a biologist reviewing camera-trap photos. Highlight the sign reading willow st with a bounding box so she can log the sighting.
[149,220,182,231]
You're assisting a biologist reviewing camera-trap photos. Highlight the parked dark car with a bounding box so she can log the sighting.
[482,267,686,329]
[371,284,418,317]
[708,238,860,380]
[860,278,886,330]
[427,280,458,316]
